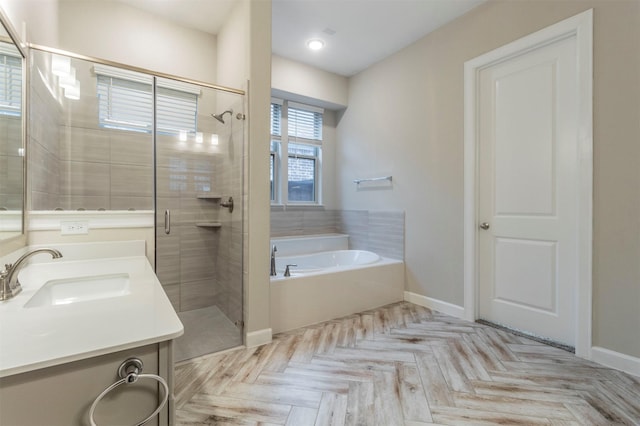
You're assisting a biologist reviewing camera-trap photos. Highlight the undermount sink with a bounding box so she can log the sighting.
[24,273,131,308]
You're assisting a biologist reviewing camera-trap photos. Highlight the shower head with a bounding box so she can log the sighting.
[212,109,233,124]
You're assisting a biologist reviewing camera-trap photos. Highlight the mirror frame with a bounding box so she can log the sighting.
[0,5,27,255]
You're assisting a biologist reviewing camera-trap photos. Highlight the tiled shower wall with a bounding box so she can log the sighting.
[0,115,23,211]
[29,51,62,210]
[270,208,404,260]
[212,95,244,325]
[154,131,222,315]
[154,91,244,325]
[29,52,153,211]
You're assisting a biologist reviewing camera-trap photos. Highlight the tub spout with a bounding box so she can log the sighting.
[270,245,277,276]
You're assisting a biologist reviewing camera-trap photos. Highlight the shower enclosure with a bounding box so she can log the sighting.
[155,78,245,361]
[29,48,245,362]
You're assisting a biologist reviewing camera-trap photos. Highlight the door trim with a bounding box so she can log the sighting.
[463,10,593,358]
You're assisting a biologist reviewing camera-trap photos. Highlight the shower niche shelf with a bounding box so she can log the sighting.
[195,222,222,229]
[197,194,222,200]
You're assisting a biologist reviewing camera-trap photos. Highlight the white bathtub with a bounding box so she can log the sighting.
[275,249,381,275]
[270,234,404,333]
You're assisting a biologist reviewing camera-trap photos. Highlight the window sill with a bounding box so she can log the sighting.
[271,204,325,212]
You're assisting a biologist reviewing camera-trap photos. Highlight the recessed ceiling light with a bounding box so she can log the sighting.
[307,39,325,51]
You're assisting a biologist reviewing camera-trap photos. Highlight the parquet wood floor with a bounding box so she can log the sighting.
[174,302,640,425]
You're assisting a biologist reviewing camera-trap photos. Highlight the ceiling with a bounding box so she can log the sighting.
[272,0,485,76]
[118,0,486,77]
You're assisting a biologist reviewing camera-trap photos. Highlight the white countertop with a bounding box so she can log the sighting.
[0,251,183,378]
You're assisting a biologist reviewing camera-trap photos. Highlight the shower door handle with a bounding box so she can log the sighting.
[164,209,171,234]
[220,196,234,213]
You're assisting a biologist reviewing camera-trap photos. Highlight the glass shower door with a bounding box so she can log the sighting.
[154,78,244,362]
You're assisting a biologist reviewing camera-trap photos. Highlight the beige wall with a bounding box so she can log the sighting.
[272,55,348,109]
[57,0,217,84]
[0,0,59,46]
[216,0,248,91]
[337,0,640,358]
[245,0,272,339]
[217,0,272,338]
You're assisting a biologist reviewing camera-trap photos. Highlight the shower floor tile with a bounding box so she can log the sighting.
[174,306,242,362]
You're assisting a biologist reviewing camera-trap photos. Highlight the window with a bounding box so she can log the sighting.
[288,142,318,202]
[95,65,199,134]
[0,45,21,117]
[97,75,152,132]
[270,102,282,202]
[270,99,323,204]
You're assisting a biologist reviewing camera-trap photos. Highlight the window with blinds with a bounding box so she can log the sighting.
[97,75,152,132]
[270,101,283,202]
[287,102,323,202]
[0,52,21,117]
[270,99,324,204]
[156,86,198,134]
[288,102,322,142]
[96,66,198,134]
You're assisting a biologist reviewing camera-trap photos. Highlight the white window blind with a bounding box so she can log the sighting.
[95,65,198,134]
[271,102,282,136]
[156,86,198,134]
[288,102,323,142]
[97,75,152,132]
[0,53,21,117]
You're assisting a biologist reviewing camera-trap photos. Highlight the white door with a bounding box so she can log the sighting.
[477,35,579,346]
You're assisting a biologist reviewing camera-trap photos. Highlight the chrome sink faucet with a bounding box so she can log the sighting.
[0,248,63,301]
[270,245,277,276]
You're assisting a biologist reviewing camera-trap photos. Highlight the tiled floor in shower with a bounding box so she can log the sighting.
[174,306,243,362]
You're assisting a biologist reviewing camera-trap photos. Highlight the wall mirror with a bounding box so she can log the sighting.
[0,8,25,244]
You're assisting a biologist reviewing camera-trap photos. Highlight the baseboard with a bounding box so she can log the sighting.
[245,328,272,348]
[404,291,465,319]
[591,346,640,378]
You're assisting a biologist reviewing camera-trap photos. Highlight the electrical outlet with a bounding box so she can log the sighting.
[61,221,89,235]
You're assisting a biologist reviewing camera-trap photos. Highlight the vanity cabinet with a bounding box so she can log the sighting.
[0,341,175,426]
[0,244,182,425]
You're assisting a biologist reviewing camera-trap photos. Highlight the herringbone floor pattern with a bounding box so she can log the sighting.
[174,302,640,425]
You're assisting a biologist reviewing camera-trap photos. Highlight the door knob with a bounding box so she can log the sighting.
[479,222,490,230]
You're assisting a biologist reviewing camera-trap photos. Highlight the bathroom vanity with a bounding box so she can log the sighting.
[0,241,183,425]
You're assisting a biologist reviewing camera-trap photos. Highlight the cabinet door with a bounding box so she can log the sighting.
[0,344,166,426]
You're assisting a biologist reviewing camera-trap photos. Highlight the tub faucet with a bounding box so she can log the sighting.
[270,245,277,276]
[0,248,63,301]
[284,264,297,277]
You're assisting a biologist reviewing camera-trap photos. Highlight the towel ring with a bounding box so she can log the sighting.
[89,358,168,426]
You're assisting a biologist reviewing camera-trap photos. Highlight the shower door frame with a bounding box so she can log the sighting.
[152,76,247,354]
